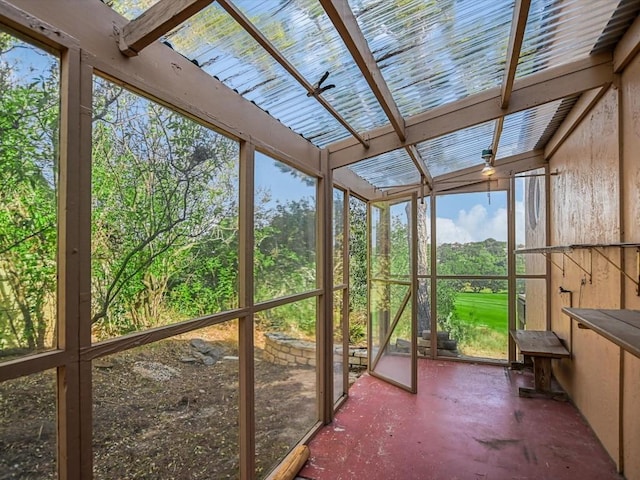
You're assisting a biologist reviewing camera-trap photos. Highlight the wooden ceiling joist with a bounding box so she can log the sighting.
[329,52,614,169]
[501,0,532,109]
[614,12,640,73]
[405,145,433,189]
[216,0,368,148]
[319,0,406,142]
[491,117,504,160]
[544,86,609,159]
[118,0,214,57]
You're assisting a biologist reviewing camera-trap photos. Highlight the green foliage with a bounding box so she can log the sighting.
[348,197,367,344]
[0,33,59,351]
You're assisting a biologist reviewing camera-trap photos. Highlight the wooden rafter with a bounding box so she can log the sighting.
[405,145,433,189]
[319,0,406,142]
[544,86,609,159]
[216,0,368,148]
[118,0,214,57]
[329,53,613,169]
[501,0,532,109]
[491,117,504,160]
[614,12,640,73]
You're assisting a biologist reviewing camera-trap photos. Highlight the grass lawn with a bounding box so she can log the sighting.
[455,292,508,334]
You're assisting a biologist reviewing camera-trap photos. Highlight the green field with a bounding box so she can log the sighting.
[455,292,508,332]
[452,292,508,359]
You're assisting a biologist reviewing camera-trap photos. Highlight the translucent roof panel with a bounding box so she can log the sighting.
[349,0,514,118]
[497,99,563,159]
[516,0,622,78]
[107,0,161,20]
[417,121,496,178]
[232,0,390,136]
[120,3,352,146]
[347,149,419,188]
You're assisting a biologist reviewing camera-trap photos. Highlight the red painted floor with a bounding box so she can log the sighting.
[300,359,622,480]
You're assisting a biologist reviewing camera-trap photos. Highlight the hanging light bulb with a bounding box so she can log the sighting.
[481,160,495,176]
[481,148,495,176]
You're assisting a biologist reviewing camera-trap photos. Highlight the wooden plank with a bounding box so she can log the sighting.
[270,445,310,480]
[544,86,609,160]
[329,53,613,169]
[319,0,406,141]
[510,330,570,358]
[118,0,214,56]
[614,12,640,73]
[563,308,640,359]
[501,0,532,108]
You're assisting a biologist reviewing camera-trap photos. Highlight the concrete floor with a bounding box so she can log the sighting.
[299,359,622,480]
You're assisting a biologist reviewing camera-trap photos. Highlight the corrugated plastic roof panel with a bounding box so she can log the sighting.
[497,100,563,159]
[417,120,496,178]
[163,3,354,146]
[349,0,514,117]
[516,0,622,78]
[232,0,390,137]
[348,148,419,188]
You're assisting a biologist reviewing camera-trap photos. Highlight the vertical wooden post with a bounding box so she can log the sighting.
[57,44,82,480]
[430,193,437,359]
[238,141,256,480]
[77,53,95,480]
[410,194,418,393]
[318,149,334,423]
[341,190,350,402]
[508,176,517,363]
[545,164,552,331]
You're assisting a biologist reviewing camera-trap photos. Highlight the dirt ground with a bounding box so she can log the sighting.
[0,328,322,480]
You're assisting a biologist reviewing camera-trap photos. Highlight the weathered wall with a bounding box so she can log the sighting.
[621,44,640,478]
[548,48,640,477]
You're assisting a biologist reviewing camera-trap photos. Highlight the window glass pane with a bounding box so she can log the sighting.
[436,192,508,276]
[333,289,345,404]
[0,31,59,360]
[255,298,316,478]
[0,370,57,478]
[254,153,316,303]
[333,188,344,286]
[91,77,239,341]
[517,278,547,332]
[437,279,508,361]
[93,322,239,479]
[516,169,546,275]
[348,197,367,347]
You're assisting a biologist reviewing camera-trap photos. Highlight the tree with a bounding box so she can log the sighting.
[0,33,59,352]
[91,77,239,337]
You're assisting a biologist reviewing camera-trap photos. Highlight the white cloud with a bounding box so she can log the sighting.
[435,202,525,245]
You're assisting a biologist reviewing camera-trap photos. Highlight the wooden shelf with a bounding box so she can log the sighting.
[515,242,640,255]
[562,308,640,359]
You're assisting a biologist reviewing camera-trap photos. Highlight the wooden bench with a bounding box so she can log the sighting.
[510,330,570,399]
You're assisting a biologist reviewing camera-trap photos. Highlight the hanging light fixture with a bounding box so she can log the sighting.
[481,148,495,176]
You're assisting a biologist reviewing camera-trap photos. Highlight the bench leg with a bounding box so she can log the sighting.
[533,357,552,392]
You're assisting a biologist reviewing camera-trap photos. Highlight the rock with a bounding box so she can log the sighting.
[192,351,217,366]
[180,357,198,363]
[190,338,224,360]
[133,361,179,381]
[223,356,239,361]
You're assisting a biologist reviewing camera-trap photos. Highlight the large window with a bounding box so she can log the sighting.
[91,77,239,340]
[435,192,509,361]
[253,153,317,303]
[0,30,59,360]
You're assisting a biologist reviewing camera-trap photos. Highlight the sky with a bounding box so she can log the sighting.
[255,155,528,246]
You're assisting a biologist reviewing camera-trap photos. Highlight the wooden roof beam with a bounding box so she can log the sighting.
[501,0,531,109]
[329,52,613,169]
[118,0,214,57]
[405,145,433,190]
[490,117,504,161]
[614,12,640,73]
[544,86,609,159]
[319,0,406,142]
[216,0,368,148]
